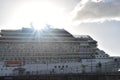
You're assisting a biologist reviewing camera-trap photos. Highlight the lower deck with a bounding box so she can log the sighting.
[1,72,120,80]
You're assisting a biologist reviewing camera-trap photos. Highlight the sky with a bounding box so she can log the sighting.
[0,0,120,56]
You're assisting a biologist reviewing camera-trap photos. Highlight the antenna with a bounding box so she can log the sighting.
[30,22,34,29]
[46,24,51,28]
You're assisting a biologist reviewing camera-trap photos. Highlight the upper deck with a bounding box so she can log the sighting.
[0,27,97,43]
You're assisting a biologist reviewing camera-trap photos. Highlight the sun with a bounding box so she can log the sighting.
[7,1,70,30]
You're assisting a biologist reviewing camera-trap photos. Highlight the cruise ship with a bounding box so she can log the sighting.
[0,26,120,76]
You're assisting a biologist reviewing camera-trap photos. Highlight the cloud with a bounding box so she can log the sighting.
[71,0,120,23]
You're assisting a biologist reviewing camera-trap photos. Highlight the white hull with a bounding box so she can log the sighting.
[0,58,119,76]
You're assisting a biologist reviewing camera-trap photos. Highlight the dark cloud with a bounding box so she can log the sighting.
[72,0,120,23]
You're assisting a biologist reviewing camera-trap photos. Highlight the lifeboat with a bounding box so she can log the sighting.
[6,61,21,67]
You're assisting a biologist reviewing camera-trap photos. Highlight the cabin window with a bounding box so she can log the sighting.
[95,52,98,55]
[66,65,68,68]
[58,66,60,68]
[54,66,57,68]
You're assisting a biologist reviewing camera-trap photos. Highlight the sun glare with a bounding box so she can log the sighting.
[7,1,70,30]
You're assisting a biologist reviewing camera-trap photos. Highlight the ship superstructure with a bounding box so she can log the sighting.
[0,27,120,76]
